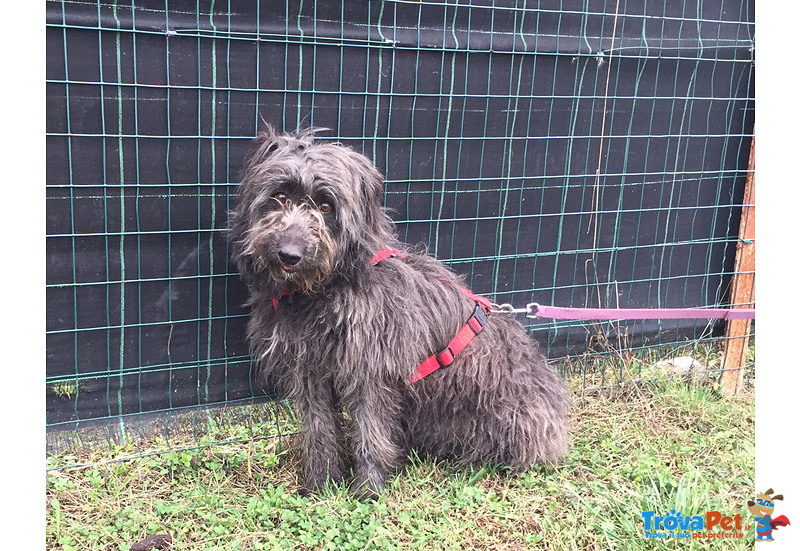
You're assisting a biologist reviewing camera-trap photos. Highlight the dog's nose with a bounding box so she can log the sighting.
[278,248,303,266]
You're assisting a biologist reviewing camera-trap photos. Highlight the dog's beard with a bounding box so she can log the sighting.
[246,226,338,291]
[268,261,326,290]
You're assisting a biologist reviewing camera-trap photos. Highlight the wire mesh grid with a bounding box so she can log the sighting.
[45,0,755,461]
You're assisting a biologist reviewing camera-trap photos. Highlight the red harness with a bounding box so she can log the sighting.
[271,247,492,383]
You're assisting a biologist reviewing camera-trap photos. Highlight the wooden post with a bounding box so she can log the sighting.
[721,136,755,395]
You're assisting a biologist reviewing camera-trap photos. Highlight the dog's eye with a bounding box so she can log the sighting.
[273,192,288,204]
[319,202,332,213]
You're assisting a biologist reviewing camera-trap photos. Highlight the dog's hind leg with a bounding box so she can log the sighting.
[295,379,346,494]
[502,382,569,469]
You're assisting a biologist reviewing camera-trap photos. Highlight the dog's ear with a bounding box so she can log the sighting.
[354,153,385,206]
[232,253,257,290]
[246,125,283,168]
[348,149,394,238]
[227,208,258,288]
[772,494,784,501]
[326,144,394,253]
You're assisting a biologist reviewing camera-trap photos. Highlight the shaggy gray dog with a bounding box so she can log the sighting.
[229,126,568,497]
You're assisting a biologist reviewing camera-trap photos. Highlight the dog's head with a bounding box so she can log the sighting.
[747,489,783,517]
[229,125,394,291]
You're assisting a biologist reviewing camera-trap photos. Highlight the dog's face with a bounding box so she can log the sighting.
[747,490,783,517]
[230,126,392,291]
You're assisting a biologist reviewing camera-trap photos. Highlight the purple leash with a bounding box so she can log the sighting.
[491,303,755,321]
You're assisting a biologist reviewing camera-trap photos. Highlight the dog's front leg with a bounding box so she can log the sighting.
[294,379,346,495]
[349,388,404,499]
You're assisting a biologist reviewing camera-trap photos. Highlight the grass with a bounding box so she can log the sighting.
[46,375,754,550]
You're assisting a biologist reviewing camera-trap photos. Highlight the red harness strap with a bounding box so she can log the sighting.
[370,250,493,383]
[369,247,405,264]
[410,279,492,383]
[272,247,491,383]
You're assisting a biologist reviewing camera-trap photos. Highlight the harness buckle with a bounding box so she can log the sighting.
[435,345,456,368]
[467,304,487,333]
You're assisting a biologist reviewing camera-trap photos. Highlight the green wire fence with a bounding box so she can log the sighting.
[46,0,755,463]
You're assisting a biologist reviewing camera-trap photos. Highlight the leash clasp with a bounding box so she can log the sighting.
[490,303,516,314]
[490,302,537,317]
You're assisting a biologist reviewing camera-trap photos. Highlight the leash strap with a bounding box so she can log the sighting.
[530,304,755,321]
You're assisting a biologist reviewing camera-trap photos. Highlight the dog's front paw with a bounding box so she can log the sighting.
[298,477,346,499]
[296,486,314,499]
[350,485,380,502]
[349,476,384,501]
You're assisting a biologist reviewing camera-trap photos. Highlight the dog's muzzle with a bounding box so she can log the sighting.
[278,246,303,268]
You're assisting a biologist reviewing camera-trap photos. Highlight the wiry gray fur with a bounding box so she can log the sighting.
[229,126,569,497]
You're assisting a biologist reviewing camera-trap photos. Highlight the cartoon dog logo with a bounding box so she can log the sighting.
[747,489,791,542]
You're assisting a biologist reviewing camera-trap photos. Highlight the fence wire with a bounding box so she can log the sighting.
[46,0,755,463]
